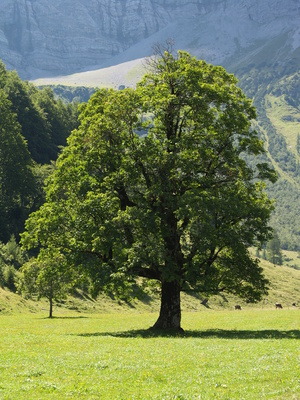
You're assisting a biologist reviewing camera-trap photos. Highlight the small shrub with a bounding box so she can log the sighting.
[3,265,18,292]
[0,264,4,287]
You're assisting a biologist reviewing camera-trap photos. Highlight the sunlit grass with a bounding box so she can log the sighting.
[266,93,300,158]
[0,309,299,399]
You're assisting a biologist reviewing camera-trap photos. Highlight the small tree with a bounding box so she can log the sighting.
[266,231,283,265]
[18,250,74,317]
[22,50,277,330]
[0,235,27,270]
[0,237,26,291]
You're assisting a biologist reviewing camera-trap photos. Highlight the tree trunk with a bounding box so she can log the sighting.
[49,296,53,318]
[152,280,182,331]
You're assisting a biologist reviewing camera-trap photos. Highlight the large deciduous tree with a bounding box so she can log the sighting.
[21,51,276,330]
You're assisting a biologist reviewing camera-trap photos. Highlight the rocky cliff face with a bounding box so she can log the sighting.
[0,0,299,79]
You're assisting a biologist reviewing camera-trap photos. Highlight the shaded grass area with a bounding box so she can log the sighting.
[77,328,300,340]
[282,249,300,270]
[0,310,299,399]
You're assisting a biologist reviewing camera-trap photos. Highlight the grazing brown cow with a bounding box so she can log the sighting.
[275,303,283,309]
[235,305,242,310]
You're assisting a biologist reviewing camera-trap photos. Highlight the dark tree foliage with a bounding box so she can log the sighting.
[0,61,79,164]
[0,60,78,242]
[45,85,97,104]
[0,89,36,242]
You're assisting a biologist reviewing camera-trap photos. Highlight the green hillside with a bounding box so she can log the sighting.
[1,258,299,316]
[232,54,300,251]
[228,35,300,223]
[266,94,300,156]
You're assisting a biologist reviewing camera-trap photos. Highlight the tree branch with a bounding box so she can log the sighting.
[130,265,161,280]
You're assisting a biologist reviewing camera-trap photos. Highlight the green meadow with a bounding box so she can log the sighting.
[1,259,299,399]
[0,309,299,400]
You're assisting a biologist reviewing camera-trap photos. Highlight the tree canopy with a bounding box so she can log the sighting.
[21,50,277,330]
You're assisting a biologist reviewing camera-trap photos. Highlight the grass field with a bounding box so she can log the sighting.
[0,309,299,400]
[0,259,299,399]
[282,250,300,271]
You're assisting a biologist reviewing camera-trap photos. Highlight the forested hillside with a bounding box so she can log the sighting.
[0,61,79,244]
[233,59,300,251]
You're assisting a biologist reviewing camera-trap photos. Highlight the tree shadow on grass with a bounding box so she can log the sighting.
[76,328,300,339]
[39,316,89,320]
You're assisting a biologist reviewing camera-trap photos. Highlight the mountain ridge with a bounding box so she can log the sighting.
[1,0,299,79]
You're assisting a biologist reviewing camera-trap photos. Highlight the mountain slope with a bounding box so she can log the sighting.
[0,0,299,80]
